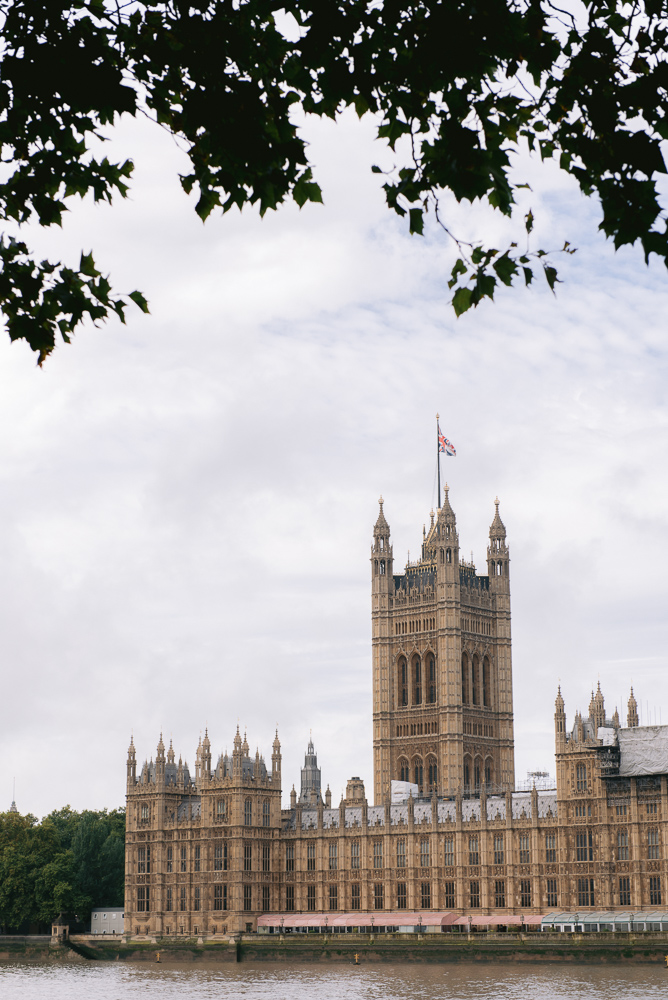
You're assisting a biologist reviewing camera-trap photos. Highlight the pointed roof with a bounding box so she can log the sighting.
[438,482,456,521]
[374,496,390,533]
[490,496,506,535]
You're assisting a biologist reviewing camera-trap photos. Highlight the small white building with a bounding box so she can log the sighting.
[90,907,124,934]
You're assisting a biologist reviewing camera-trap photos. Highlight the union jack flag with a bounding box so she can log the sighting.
[438,426,456,457]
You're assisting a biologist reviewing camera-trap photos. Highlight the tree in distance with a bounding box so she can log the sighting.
[1,0,667,363]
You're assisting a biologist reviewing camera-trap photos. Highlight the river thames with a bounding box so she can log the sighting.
[1,963,666,1000]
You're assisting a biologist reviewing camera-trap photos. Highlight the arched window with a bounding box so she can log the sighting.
[440,548,444,563]
[414,758,423,791]
[446,548,452,563]
[428,757,438,791]
[485,759,492,787]
[472,655,479,705]
[262,800,270,827]
[428,657,436,704]
[244,798,252,826]
[464,758,471,788]
[399,658,408,706]
[380,559,386,575]
[461,653,469,704]
[474,760,481,790]
[483,656,490,707]
[491,560,495,575]
[413,657,422,705]
[399,758,409,783]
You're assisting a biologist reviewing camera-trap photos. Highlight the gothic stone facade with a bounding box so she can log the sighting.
[124,493,668,936]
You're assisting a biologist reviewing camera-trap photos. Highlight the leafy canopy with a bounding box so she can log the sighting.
[1,0,667,362]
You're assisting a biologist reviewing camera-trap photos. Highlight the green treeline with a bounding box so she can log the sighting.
[0,807,125,933]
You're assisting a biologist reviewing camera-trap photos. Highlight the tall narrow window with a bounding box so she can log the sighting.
[307,886,316,911]
[263,800,270,827]
[399,759,409,782]
[244,842,252,872]
[166,887,173,911]
[286,844,294,872]
[482,656,490,707]
[194,845,200,872]
[180,886,186,911]
[307,842,316,871]
[471,655,479,704]
[351,884,361,910]
[474,761,481,789]
[519,835,531,864]
[373,841,383,869]
[414,760,423,790]
[648,828,660,859]
[617,830,629,860]
[470,881,480,908]
[244,799,252,826]
[180,846,187,873]
[214,885,227,911]
[400,659,408,706]
[576,830,593,862]
[217,798,227,821]
[494,835,504,865]
[397,839,406,868]
[485,761,492,787]
[194,887,200,912]
[167,846,173,873]
[421,883,431,908]
[464,759,471,789]
[428,758,438,791]
[494,880,506,907]
[619,876,631,906]
[329,885,338,911]
[413,658,422,704]
[262,886,270,912]
[243,885,252,912]
[420,839,431,867]
[444,836,454,866]
[444,882,455,908]
[576,764,587,792]
[469,835,479,866]
[577,877,594,907]
[374,884,384,910]
[461,653,469,704]
[329,843,338,870]
[285,886,295,912]
[545,833,556,863]
[262,842,270,873]
[520,880,531,907]
[397,883,407,909]
[428,657,436,703]
[546,879,558,908]
[137,847,146,874]
[351,840,360,869]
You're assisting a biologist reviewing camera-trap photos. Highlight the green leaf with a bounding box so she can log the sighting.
[544,265,559,292]
[409,208,424,235]
[452,286,473,317]
[128,291,150,314]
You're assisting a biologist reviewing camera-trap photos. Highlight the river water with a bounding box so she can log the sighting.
[0,963,666,1000]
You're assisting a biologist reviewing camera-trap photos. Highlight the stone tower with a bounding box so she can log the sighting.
[299,737,322,805]
[371,487,515,804]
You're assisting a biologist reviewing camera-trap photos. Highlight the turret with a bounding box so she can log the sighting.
[290,785,297,808]
[627,688,639,728]
[554,687,566,748]
[233,725,243,776]
[325,785,332,808]
[254,748,261,779]
[371,496,393,596]
[592,682,605,732]
[167,739,175,765]
[201,729,211,779]
[156,733,166,785]
[435,483,459,584]
[612,707,620,728]
[127,736,137,785]
[241,730,249,757]
[300,737,322,805]
[271,729,282,784]
[487,496,509,591]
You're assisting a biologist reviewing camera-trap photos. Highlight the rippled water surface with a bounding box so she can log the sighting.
[1,963,667,1000]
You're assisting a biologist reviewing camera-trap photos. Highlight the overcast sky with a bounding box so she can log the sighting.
[1,107,667,818]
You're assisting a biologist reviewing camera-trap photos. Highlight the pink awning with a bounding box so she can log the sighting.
[257,912,543,929]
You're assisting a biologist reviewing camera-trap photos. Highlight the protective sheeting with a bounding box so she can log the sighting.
[618,726,668,776]
[391,780,419,804]
[257,912,543,929]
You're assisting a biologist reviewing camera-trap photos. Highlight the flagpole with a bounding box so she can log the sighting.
[436,412,441,509]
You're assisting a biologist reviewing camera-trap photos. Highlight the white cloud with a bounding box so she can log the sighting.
[0,107,667,814]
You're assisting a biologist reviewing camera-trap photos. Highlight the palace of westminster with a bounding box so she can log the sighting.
[125,487,668,935]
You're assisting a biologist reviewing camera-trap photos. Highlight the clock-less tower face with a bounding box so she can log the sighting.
[371,490,515,805]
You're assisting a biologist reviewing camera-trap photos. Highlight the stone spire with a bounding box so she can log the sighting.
[593,682,605,732]
[554,686,566,747]
[167,739,175,765]
[627,688,639,728]
[271,729,282,782]
[127,736,137,784]
[241,729,249,757]
[300,736,322,805]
